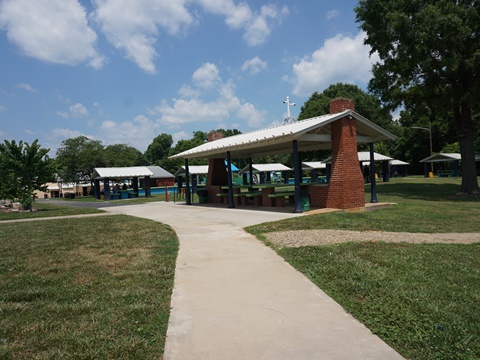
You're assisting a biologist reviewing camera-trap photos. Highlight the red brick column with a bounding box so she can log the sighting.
[326,98,365,209]
[262,188,274,207]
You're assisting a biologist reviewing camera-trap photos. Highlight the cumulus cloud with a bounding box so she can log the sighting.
[57,102,89,118]
[51,128,83,139]
[326,10,339,20]
[241,56,267,75]
[0,0,104,68]
[196,0,288,46]
[156,63,265,128]
[92,0,194,74]
[192,63,221,89]
[15,83,36,92]
[99,115,160,151]
[289,31,379,96]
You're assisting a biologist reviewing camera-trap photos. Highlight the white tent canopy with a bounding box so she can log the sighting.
[323,151,393,164]
[238,163,292,174]
[302,161,326,170]
[390,159,409,166]
[174,165,209,177]
[420,153,461,163]
[93,167,153,179]
[169,110,397,160]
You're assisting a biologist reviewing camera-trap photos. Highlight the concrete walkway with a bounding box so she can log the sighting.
[104,201,403,360]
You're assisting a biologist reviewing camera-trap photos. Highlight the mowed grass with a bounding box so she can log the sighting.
[246,176,480,360]
[0,202,103,221]
[0,215,178,359]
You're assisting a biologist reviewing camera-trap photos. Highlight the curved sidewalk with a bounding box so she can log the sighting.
[105,202,403,360]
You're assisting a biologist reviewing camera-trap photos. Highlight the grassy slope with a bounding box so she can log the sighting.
[0,215,178,359]
[246,177,480,360]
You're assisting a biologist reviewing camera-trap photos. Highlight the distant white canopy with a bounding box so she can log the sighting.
[169,109,397,160]
[420,153,461,163]
[239,163,292,174]
[390,159,409,166]
[93,167,153,179]
[302,161,326,170]
[323,151,393,164]
[174,165,209,177]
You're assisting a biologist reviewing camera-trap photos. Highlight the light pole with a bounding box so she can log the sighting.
[412,124,433,173]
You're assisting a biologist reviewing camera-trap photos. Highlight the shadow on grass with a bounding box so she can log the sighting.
[373,182,478,202]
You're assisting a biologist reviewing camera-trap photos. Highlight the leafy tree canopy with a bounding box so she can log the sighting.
[104,144,148,167]
[145,133,173,164]
[0,139,55,210]
[356,0,480,194]
[298,83,397,132]
[55,136,104,184]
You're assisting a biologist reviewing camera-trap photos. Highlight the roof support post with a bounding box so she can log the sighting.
[104,179,111,201]
[185,159,191,205]
[249,158,254,186]
[369,142,378,203]
[94,179,100,199]
[293,140,303,213]
[226,151,234,208]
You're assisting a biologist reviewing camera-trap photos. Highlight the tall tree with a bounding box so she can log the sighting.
[145,133,173,164]
[298,83,397,161]
[55,136,104,185]
[104,144,148,167]
[356,0,480,194]
[0,139,54,210]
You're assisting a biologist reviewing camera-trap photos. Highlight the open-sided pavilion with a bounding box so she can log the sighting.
[92,166,153,200]
[169,98,397,213]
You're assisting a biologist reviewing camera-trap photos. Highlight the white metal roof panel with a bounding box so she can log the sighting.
[419,153,461,163]
[93,167,153,179]
[239,163,292,174]
[169,110,397,160]
[146,166,174,178]
[302,161,326,170]
[323,151,393,164]
[174,165,209,177]
[390,159,409,166]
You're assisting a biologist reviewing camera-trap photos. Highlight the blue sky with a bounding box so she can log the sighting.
[0,0,378,156]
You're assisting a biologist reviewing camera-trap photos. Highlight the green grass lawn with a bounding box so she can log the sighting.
[0,202,104,221]
[246,176,480,360]
[0,215,178,359]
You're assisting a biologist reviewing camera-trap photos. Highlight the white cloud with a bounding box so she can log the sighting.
[57,102,88,118]
[0,0,105,68]
[290,31,379,97]
[15,83,36,92]
[241,56,267,75]
[0,104,6,112]
[92,0,194,74]
[326,10,339,20]
[156,63,266,128]
[51,128,83,139]
[196,0,288,46]
[99,115,160,151]
[192,63,221,89]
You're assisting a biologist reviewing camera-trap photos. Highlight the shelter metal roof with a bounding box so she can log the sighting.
[93,167,153,179]
[174,161,239,177]
[169,110,397,160]
[390,159,410,166]
[174,165,209,177]
[420,153,462,163]
[238,163,292,174]
[302,161,326,170]
[146,166,174,178]
[323,151,393,164]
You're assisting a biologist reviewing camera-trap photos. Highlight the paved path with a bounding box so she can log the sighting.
[105,202,403,360]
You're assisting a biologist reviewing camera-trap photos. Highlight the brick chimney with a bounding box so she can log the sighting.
[206,131,228,199]
[327,98,364,209]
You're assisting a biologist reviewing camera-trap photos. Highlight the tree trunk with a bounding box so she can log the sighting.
[454,103,480,195]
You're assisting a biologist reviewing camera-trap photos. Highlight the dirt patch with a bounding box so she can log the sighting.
[265,229,480,247]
